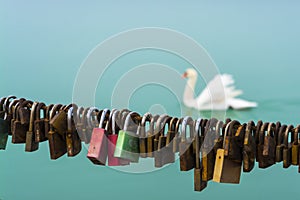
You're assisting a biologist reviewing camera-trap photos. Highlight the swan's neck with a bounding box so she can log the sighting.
[183,76,198,108]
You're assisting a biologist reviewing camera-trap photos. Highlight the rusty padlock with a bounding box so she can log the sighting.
[258,122,276,168]
[275,124,287,163]
[194,117,207,192]
[48,104,67,160]
[34,102,47,142]
[44,104,54,139]
[179,116,195,171]
[66,105,82,157]
[12,100,32,143]
[283,125,294,168]
[243,121,256,172]
[25,102,39,152]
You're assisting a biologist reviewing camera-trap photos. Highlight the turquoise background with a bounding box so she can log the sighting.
[1,0,300,199]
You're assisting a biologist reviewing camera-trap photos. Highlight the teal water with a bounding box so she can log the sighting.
[1,1,300,200]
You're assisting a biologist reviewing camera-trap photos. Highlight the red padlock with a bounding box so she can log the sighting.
[107,109,131,166]
[87,108,110,165]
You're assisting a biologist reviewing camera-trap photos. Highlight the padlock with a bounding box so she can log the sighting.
[172,118,183,153]
[44,104,54,139]
[77,107,91,144]
[48,104,67,160]
[283,125,294,168]
[11,100,32,143]
[226,121,243,162]
[18,101,31,125]
[179,116,195,171]
[154,115,173,168]
[0,97,7,119]
[292,125,300,166]
[86,107,100,144]
[213,120,242,184]
[3,96,17,135]
[243,121,256,172]
[275,125,287,163]
[8,99,25,136]
[107,109,130,166]
[87,108,110,165]
[274,121,281,147]
[258,122,276,168]
[34,102,47,142]
[114,111,141,163]
[25,102,39,152]
[255,120,263,151]
[202,118,218,181]
[147,114,159,157]
[0,118,9,150]
[162,117,179,165]
[213,120,224,156]
[194,117,207,192]
[66,105,82,157]
[137,112,152,158]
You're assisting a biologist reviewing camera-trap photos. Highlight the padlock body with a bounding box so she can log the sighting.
[107,134,130,166]
[0,119,9,150]
[25,131,39,152]
[194,168,207,192]
[114,130,139,163]
[283,146,292,168]
[48,129,67,159]
[12,121,28,143]
[66,130,82,157]
[34,119,47,142]
[179,141,195,171]
[87,128,108,165]
[291,144,299,165]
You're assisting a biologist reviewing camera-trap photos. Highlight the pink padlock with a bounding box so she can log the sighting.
[107,109,130,166]
[87,108,110,165]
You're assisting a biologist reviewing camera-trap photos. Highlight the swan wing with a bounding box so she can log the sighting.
[227,98,258,109]
[196,74,238,107]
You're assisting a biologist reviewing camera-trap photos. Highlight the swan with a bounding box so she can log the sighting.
[182,68,257,110]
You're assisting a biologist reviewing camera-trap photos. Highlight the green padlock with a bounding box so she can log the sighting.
[114,111,141,163]
[0,118,9,150]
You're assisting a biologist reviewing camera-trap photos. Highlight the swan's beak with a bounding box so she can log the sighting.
[182,72,188,79]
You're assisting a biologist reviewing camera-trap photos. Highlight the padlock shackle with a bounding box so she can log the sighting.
[111,110,121,135]
[267,123,275,138]
[277,125,287,145]
[154,114,171,138]
[119,109,131,130]
[223,120,240,148]
[35,102,46,120]
[137,112,153,137]
[49,104,63,120]
[283,125,294,147]
[0,97,7,112]
[258,122,269,145]
[194,117,202,169]
[293,125,300,145]
[123,111,141,132]
[28,102,39,132]
[148,114,159,135]
[255,120,263,144]
[244,121,255,146]
[86,107,99,128]
[105,108,117,134]
[181,116,194,142]
[45,104,54,121]
[7,99,21,120]
[3,95,16,113]
[216,120,224,137]
[67,106,78,132]
[99,108,110,129]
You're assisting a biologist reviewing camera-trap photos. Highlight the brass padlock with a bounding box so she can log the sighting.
[202,118,218,181]
[283,125,294,168]
[44,104,54,139]
[194,117,207,192]
[179,116,195,171]
[258,122,276,168]
[213,120,242,184]
[292,125,300,166]
[12,100,32,143]
[154,115,174,168]
[25,102,39,152]
[275,125,287,163]
[66,105,82,157]
[243,121,256,172]
[34,102,47,142]
[48,104,67,160]
[137,112,152,158]
[114,112,141,163]
[147,114,159,157]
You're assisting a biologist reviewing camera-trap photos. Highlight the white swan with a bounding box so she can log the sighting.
[182,68,257,110]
